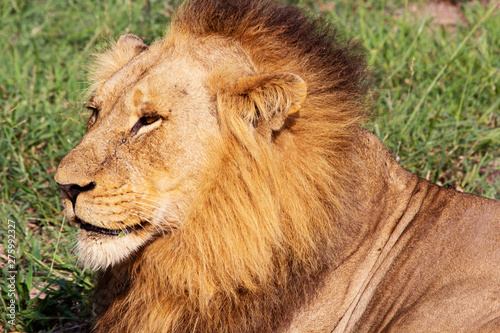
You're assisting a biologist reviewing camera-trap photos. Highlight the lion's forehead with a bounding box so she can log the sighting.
[96,52,210,116]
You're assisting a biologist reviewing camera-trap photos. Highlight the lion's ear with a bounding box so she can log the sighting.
[89,35,148,89]
[234,72,307,132]
[116,34,149,54]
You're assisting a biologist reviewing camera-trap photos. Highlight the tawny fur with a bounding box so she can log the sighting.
[54,0,500,332]
[89,1,369,331]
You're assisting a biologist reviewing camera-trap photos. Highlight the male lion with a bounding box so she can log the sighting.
[54,0,500,332]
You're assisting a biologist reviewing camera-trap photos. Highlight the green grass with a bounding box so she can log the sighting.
[1,0,498,331]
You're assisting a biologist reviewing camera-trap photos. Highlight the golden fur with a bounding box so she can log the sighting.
[55,0,500,332]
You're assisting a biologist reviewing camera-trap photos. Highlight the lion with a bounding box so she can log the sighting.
[54,0,500,332]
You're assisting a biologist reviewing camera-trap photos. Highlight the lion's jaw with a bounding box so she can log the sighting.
[74,190,188,270]
[55,42,223,270]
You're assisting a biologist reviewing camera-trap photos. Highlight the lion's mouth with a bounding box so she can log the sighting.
[76,217,144,236]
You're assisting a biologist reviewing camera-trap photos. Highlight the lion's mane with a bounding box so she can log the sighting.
[94,0,371,331]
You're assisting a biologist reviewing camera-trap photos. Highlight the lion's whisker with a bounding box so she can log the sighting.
[125,211,169,237]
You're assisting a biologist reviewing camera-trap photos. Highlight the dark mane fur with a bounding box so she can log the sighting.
[173,0,370,115]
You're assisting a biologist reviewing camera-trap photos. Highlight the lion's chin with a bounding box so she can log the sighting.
[76,227,153,271]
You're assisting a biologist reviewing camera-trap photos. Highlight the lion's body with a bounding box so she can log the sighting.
[288,133,500,332]
[54,0,500,332]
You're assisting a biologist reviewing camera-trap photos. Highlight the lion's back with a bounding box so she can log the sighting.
[353,182,500,332]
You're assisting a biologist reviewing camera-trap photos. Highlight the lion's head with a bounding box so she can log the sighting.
[55,0,370,330]
[55,32,228,269]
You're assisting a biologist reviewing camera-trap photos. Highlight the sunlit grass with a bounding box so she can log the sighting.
[1,0,498,331]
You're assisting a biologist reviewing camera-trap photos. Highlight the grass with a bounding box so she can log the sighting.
[1,0,498,331]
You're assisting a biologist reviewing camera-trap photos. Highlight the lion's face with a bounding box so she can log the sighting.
[55,38,222,269]
[56,32,307,270]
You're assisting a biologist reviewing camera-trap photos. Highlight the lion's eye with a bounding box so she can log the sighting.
[140,115,160,125]
[86,107,98,128]
[131,114,161,134]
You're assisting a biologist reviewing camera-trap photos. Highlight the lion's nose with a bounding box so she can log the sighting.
[57,182,95,203]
